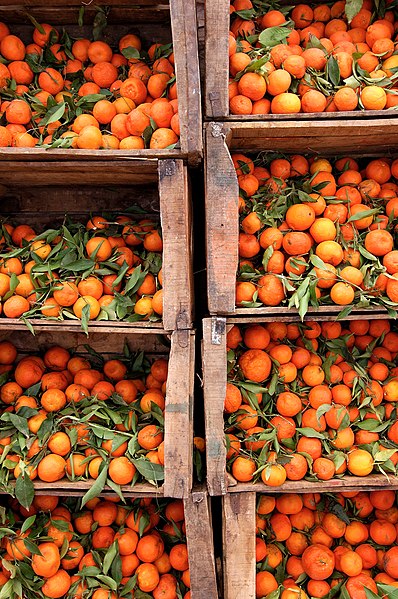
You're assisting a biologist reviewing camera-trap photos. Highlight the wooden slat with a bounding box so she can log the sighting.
[0,480,164,497]
[159,160,194,331]
[227,307,391,323]
[226,119,398,154]
[163,329,195,497]
[205,123,238,314]
[214,108,398,122]
[204,0,229,117]
[228,474,398,494]
[184,488,219,599]
[203,317,228,496]
[222,492,256,599]
[0,319,165,335]
[170,0,202,165]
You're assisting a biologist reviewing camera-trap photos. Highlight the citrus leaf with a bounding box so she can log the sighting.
[15,475,34,510]
[80,463,108,507]
[345,0,364,22]
[258,26,291,48]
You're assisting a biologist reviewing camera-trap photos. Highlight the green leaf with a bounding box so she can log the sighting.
[103,541,118,576]
[95,575,118,591]
[377,585,398,599]
[21,515,36,534]
[258,26,291,48]
[364,588,381,599]
[131,457,164,482]
[78,6,84,26]
[121,46,140,59]
[62,259,95,272]
[296,428,327,439]
[81,303,91,336]
[374,449,398,462]
[39,102,65,127]
[80,463,108,507]
[345,0,364,22]
[15,475,35,510]
[327,55,341,87]
[347,208,379,223]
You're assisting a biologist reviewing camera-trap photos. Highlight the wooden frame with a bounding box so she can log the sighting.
[0,158,193,332]
[0,325,195,498]
[204,0,398,121]
[0,0,202,165]
[202,315,398,496]
[204,120,398,316]
[0,486,219,599]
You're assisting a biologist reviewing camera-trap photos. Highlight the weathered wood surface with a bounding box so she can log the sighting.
[170,0,202,165]
[223,492,256,599]
[205,123,238,314]
[225,120,398,154]
[204,0,229,118]
[159,160,194,331]
[184,488,219,599]
[164,329,195,497]
[1,480,165,497]
[228,474,398,494]
[203,318,228,496]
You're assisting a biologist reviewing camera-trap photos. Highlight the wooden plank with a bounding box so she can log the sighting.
[222,492,256,599]
[228,474,398,494]
[202,317,228,496]
[214,108,398,122]
[159,160,194,331]
[225,119,398,154]
[163,329,195,498]
[205,123,238,314]
[0,319,165,335]
[204,0,229,118]
[0,480,164,497]
[0,326,170,354]
[184,488,219,599]
[227,307,391,322]
[170,0,202,165]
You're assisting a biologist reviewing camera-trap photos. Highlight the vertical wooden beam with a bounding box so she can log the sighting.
[170,0,203,165]
[159,159,194,332]
[204,0,230,117]
[164,329,194,497]
[203,317,228,496]
[223,492,256,599]
[184,488,219,599]
[205,123,239,314]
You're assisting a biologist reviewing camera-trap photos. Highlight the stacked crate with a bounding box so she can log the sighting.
[0,2,218,598]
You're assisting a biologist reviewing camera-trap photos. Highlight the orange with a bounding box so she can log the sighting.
[347,449,374,476]
[32,542,61,578]
[37,454,66,482]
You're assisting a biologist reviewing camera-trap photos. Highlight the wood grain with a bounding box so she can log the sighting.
[204,0,229,117]
[202,317,228,496]
[170,0,202,165]
[184,488,219,598]
[159,160,194,331]
[222,492,256,599]
[163,329,195,498]
[228,474,398,494]
[205,123,238,314]
[225,119,398,154]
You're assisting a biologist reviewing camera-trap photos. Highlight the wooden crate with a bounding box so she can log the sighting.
[0,0,202,165]
[204,120,398,316]
[0,487,218,599]
[0,325,195,498]
[0,158,193,332]
[202,315,398,496]
[204,0,398,121]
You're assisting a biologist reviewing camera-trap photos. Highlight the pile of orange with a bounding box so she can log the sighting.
[230,0,398,115]
[2,494,191,598]
[0,214,163,324]
[225,319,398,485]
[256,490,398,599]
[0,341,168,494]
[0,16,179,149]
[235,152,398,315]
